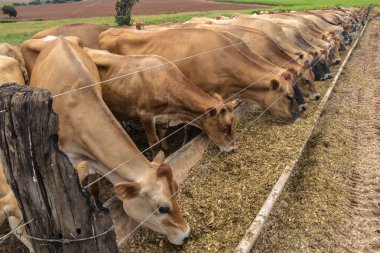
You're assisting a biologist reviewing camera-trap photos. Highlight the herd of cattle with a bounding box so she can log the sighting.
[0,6,368,251]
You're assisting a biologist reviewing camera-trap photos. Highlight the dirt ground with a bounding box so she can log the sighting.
[255,13,380,253]
[8,0,270,21]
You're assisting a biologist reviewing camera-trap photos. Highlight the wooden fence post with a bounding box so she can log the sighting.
[0,84,119,253]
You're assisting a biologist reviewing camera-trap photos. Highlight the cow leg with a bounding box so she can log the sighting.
[183,125,192,146]
[140,114,161,156]
[88,173,101,200]
[0,193,34,252]
[157,123,170,155]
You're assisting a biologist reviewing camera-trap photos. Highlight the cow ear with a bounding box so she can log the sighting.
[304,61,311,68]
[206,107,217,118]
[312,51,319,58]
[281,71,292,81]
[270,79,280,91]
[157,164,173,183]
[114,182,141,200]
[212,93,223,102]
[321,34,327,40]
[172,180,179,195]
[287,67,297,76]
[153,150,165,164]
[231,99,242,109]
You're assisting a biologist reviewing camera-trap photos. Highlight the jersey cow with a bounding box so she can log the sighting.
[84,48,238,153]
[20,36,190,245]
[99,28,301,122]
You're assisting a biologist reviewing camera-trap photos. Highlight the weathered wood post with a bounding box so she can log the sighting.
[0,84,119,253]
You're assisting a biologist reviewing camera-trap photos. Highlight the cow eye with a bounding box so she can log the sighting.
[158,205,171,214]
[286,95,293,103]
[303,80,310,85]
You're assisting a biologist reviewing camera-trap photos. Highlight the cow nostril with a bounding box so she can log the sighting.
[183,236,189,243]
[315,95,320,100]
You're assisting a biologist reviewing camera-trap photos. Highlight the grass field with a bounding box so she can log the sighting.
[0,9,254,44]
[214,0,380,11]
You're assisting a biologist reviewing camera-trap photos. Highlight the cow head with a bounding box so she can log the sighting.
[308,52,332,81]
[202,93,238,152]
[265,73,300,122]
[294,67,320,101]
[323,35,342,65]
[115,152,190,245]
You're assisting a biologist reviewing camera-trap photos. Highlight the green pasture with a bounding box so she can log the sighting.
[214,0,380,11]
[0,9,252,45]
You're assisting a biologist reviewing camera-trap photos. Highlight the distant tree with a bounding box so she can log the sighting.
[2,5,17,18]
[115,0,139,26]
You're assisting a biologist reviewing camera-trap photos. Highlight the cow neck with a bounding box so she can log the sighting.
[59,92,153,184]
[33,41,152,185]
[226,53,276,104]
[100,56,217,130]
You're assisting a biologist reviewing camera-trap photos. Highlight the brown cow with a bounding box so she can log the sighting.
[21,36,190,245]
[85,48,238,153]
[99,28,301,122]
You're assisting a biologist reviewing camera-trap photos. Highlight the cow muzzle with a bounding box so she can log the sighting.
[309,93,321,100]
[332,58,342,65]
[220,140,238,152]
[168,226,191,245]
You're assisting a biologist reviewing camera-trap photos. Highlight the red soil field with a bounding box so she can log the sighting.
[10,0,270,20]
